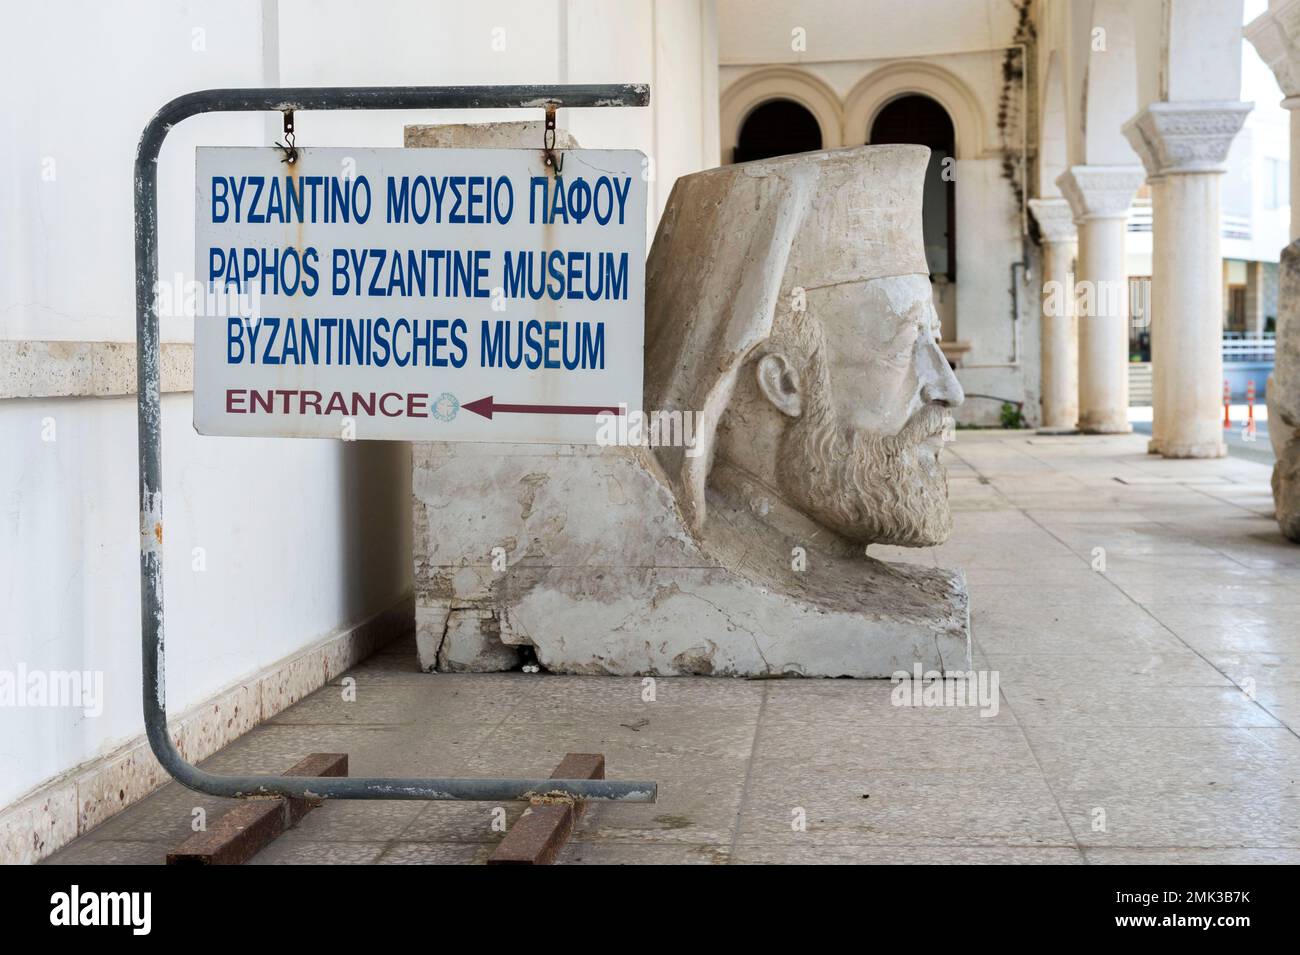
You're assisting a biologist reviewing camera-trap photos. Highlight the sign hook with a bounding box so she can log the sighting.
[542,104,563,174]
[276,109,298,165]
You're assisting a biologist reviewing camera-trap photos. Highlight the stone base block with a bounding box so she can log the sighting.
[495,565,970,678]
[413,443,971,678]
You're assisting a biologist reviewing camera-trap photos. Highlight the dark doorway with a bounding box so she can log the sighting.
[870,94,956,281]
[734,99,823,163]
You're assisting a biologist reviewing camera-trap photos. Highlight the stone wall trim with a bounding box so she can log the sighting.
[0,341,193,400]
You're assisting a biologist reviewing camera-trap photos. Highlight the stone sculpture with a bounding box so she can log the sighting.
[413,138,971,676]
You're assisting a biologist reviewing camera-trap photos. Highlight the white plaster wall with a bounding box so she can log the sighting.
[718,0,1019,62]
[275,0,719,240]
[2,0,718,344]
[1,0,717,810]
[954,158,1040,426]
[0,0,267,344]
[0,396,411,807]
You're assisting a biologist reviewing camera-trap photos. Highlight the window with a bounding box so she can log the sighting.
[869,95,957,281]
[734,100,823,164]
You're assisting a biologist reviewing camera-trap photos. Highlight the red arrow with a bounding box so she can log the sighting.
[462,395,626,420]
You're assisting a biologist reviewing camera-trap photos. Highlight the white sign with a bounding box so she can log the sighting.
[193,146,647,443]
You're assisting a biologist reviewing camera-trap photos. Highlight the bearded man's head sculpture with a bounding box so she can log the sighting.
[645,144,965,550]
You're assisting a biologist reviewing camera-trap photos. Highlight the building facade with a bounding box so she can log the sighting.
[1,0,1290,860]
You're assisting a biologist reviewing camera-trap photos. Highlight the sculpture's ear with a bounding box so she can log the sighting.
[755,352,803,418]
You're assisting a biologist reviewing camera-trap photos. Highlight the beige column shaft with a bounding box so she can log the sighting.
[1154,172,1227,457]
[1124,102,1249,459]
[1029,198,1078,432]
[1057,166,1144,434]
[1076,215,1132,432]
[1149,178,1168,453]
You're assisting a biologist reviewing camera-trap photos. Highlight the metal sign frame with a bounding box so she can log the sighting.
[134,84,656,803]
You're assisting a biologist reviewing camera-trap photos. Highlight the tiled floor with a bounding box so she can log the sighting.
[45,430,1300,864]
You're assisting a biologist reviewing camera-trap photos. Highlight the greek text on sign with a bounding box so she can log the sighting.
[193,147,647,443]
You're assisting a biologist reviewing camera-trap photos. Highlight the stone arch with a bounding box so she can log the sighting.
[720,67,843,164]
[843,60,989,160]
[1081,0,1139,165]
[1039,49,1069,195]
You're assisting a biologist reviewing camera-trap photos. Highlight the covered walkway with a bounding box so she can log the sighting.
[46,431,1300,865]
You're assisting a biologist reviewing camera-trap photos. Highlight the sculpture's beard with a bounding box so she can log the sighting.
[777,362,954,547]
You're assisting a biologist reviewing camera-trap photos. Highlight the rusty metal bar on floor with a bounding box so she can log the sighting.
[166,753,349,865]
[134,84,656,804]
[487,753,606,865]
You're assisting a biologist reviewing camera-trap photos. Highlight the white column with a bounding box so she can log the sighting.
[1124,102,1250,459]
[1149,176,1171,454]
[1056,166,1145,433]
[1029,198,1078,432]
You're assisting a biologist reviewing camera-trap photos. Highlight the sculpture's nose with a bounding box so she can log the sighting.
[918,335,964,407]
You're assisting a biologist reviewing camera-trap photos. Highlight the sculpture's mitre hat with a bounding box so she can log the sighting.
[644,144,931,533]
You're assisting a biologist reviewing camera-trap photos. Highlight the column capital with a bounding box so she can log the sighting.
[1055,165,1145,222]
[1028,198,1077,243]
[1122,102,1252,178]
[1247,0,1300,99]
